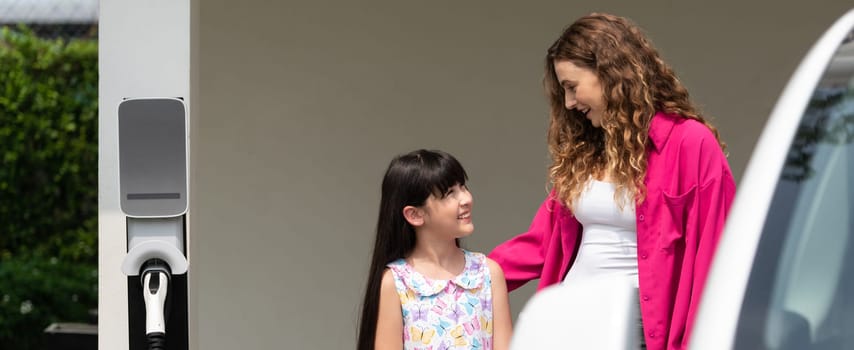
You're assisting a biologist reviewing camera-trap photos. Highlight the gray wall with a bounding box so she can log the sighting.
[191,1,852,349]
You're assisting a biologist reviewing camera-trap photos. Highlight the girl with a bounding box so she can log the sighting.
[488,13,736,350]
[357,149,512,350]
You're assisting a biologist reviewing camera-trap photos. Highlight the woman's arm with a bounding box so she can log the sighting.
[375,269,403,350]
[488,191,570,291]
[487,257,513,350]
[681,134,737,347]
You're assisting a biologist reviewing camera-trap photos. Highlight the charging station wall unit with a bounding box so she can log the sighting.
[118,97,190,350]
[118,98,188,218]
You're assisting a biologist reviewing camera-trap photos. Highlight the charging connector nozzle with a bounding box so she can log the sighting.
[141,259,171,350]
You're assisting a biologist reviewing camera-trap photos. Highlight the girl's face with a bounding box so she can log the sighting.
[421,184,474,239]
[554,59,607,128]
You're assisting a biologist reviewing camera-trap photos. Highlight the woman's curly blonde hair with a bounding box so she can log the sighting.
[544,13,725,210]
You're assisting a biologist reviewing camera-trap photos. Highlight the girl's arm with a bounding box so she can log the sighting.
[375,269,403,350]
[487,257,513,350]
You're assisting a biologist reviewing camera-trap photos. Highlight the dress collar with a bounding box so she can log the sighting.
[388,250,486,297]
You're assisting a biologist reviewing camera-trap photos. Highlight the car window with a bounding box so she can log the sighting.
[734,31,854,350]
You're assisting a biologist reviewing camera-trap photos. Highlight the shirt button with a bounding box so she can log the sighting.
[643,295,650,301]
[649,332,656,338]
[641,253,648,259]
[639,214,645,221]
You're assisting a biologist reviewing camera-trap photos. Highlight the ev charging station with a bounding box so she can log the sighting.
[118,98,190,350]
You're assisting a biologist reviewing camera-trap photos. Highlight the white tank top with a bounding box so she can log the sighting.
[562,180,639,288]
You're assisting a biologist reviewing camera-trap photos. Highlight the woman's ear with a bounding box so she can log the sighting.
[403,206,424,227]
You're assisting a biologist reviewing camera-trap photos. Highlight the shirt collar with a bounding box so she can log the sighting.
[648,111,679,152]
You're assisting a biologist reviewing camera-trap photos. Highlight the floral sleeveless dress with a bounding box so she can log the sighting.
[387,249,494,350]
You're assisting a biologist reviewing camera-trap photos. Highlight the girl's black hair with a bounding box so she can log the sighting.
[356,149,468,350]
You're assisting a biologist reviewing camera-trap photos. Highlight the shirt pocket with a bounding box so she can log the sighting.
[657,185,696,251]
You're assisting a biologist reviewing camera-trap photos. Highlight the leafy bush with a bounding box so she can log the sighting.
[0,257,97,349]
[0,25,98,348]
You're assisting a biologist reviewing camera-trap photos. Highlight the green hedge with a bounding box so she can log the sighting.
[0,25,98,349]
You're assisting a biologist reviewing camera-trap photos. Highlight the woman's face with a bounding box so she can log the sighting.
[554,59,606,128]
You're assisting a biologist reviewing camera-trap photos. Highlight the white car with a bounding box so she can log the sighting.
[511,7,854,350]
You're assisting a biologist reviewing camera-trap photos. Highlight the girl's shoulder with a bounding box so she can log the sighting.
[384,258,410,287]
[461,249,486,264]
[386,257,407,269]
[463,249,501,274]
[462,249,499,268]
[459,249,494,287]
[467,250,506,282]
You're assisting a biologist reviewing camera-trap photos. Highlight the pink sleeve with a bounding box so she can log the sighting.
[488,191,564,292]
[682,141,737,347]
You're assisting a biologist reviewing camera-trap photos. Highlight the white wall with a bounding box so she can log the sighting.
[192,2,852,349]
[101,1,854,349]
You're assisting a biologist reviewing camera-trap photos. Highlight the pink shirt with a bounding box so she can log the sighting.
[488,112,736,350]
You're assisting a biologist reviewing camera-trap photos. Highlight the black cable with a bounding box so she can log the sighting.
[146,332,167,350]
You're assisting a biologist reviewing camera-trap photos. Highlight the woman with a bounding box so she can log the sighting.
[488,13,735,350]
